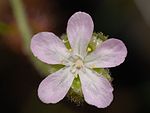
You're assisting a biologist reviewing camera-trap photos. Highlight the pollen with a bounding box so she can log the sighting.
[62,39,68,43]
[68,49,72,52]
[87,47,92,52]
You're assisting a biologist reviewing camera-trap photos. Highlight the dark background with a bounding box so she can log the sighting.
[0,0,150,113]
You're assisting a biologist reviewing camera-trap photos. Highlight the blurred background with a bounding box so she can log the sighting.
[0,0,150,113]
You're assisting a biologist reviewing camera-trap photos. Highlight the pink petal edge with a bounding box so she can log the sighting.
[38,67,74,104]
[85,38,127,68]
[30,32,69,64]
[79,68,113,108]
[67,11,94,58]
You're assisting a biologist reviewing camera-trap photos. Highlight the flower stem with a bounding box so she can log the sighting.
[9,0,32,54]
[9,0,50,75]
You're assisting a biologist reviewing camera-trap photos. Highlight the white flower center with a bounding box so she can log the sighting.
[75,59,84,69]
[70,57,84,77]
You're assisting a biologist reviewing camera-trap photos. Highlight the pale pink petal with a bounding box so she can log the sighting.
[38,67,74,104]
[79,68,113,108]
[67,12,94,57]
[31,32,69,64]
[85,39,127,68]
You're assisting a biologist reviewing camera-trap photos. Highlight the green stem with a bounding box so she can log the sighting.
[9,0,32,54]
[10,0,50,75]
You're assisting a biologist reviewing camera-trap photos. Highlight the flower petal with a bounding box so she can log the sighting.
[79,68,113,108]
[85,39,127,68]
[67,12,94,58]
[31,32,69,64]
[38,67,74,104]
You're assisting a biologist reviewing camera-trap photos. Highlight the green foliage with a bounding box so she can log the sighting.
[61,34,71,49]
[67,75,84,105]
[0,22,9,35]
[88,32,108,52]
[93,68,112,82]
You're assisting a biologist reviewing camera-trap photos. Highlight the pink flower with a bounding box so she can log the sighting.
[30,12,127,108]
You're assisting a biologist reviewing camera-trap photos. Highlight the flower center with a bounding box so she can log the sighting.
[75,59,84,69]
[70,58,84,77]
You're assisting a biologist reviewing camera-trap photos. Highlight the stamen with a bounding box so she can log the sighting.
[68,49,72,52]
[62,39,68,43]
[87,47,92,52]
